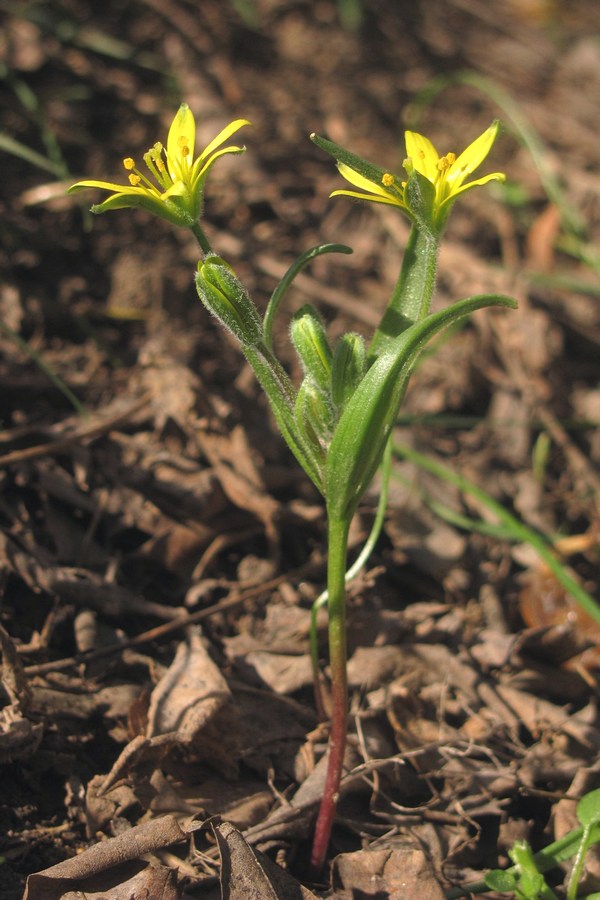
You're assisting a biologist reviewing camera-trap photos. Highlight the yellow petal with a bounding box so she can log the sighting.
[441,171,506,206]
[68,179,138,194]
[337,163,400,201]
[191,144,247,183]
[167,103,196,179]
[446,121,500,187]
[330,188,405,207]
[404,131,439,183]
[197,118,251,165]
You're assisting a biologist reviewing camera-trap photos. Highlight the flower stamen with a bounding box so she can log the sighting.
[143,145,171,190]
[178,135,190,159]
[437,152,456,174]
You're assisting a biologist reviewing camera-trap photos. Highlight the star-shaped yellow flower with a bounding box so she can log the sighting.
[323,121,505,232]
[69,104,250,228]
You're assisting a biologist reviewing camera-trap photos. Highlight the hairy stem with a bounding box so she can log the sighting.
[310,514,350,874]
[369,225,439,358]
[191,221,212,254]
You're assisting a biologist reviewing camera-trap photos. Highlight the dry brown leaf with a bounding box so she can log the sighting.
[146,628,231,739]
[89,630,238,819]
[496,683,600,746]
[331,845,445,899]
[23,815,185,900]
[209,818,318,899]
[197,423,281,555]
[237,650,313,694]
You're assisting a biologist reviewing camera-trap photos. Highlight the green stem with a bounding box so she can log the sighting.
[310,435,392,718]
[191,221,212,254]
[369,225,439,358]
[566,825,591,900]
[310,514,350,875]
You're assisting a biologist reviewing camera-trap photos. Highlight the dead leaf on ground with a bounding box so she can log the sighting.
[87,628,238,827]
[207,818,318,899]
[331,844,446,899]
[23,815,185,900]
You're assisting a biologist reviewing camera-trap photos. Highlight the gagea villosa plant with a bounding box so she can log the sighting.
[69,104,516,876]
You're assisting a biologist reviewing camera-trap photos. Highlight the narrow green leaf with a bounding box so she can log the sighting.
[326,293,517,520]
[310,133,393,189]
[263,243,352,348]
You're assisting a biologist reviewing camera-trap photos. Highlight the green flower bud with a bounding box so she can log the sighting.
[331,332,367,410]
[290,305,332,393]
[195,254,262,346]
[295,377,334,456]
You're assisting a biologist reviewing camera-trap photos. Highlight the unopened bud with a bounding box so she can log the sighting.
[195,255,262,346]
[295,377,334,455]
[331,332,367,409]
[290,305,332,393]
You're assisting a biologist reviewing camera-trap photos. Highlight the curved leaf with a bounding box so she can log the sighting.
[326,293,517,520]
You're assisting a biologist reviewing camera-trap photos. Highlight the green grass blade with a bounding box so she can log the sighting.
[394,442,600,627]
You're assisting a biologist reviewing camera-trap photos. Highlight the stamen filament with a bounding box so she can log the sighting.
[143,147,172,191]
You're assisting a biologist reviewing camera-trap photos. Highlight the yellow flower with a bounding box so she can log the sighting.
[69,104,250,228]
[404,120,505,215]
[328,121,505,231]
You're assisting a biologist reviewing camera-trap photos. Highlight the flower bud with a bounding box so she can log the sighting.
[290,305,332,393]
[195,255,262,346]
[331,332,367,410]
[295,377,334,456]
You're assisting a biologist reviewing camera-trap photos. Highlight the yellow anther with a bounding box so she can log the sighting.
[382,173,395,187]
[437,152,456,173]
[146,143,163,164]
[128,174,141,186]
[123,157,136,170]
[177,135,190,158]
[156,158,166,173]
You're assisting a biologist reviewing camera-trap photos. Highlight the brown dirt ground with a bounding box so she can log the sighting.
[1,0,600,897]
